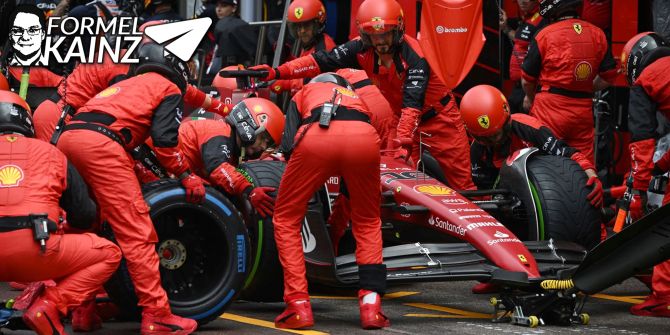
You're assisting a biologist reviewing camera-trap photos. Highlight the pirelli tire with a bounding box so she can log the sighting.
[237,160,286,302]
[526,155,600,249]
[103,179,250,325]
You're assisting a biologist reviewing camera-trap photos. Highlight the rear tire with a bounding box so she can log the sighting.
[237,161,286,302]
[526,156,600,249]
[104,179,250,325]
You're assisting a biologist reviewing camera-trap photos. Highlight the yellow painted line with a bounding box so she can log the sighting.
[221,313,329,335]
[404,303,492,318]
[384,291,420,299]
[592,293,645,304]
[310,291,419,300]
[405,313,491,319]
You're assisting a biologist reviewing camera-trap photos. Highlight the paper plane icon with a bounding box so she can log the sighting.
[144,18,212,62]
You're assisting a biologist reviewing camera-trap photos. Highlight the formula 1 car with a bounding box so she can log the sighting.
[96,69,600,327]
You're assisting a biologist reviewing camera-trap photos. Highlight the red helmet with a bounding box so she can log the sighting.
[288,0,326,33]
[460,85,511,139]
[0,73,9,91]
[356,0,404,47]
[226,97,285,147]
[621,32,670,85]
[213,65,241,100]
[0,91,33,137]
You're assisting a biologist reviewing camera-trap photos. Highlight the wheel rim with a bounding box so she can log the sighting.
[153,204,231,308]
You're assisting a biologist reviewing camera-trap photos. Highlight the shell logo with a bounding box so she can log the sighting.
[253,104,263,113]
[0,165,24,188]
[334,87,357,98]
[574,61,592,81]
[97,87,120,98]
[414,184,453,196]
[294,7,304,20]
[477,115,490,129]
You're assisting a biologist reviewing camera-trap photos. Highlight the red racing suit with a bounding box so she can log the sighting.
[522,17,617,165]
[336,68,394,151]
[272,33,337,95]
[178,117,252,196]
[33,58,209,142]
[271,35,475,191]
[627,56,670,298]
[0,134,121,316]
[57,73,189,313]
[274,82,385,302]
[509,11,546,81]
[471,114,594,189]
[8,66,63,88]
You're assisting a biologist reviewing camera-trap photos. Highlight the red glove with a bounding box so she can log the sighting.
[271,80,292,94]
[248,64,278,81]
[207,98,232,116]
[133,161,160,184]
[392,137,413,163]
[396,107,421,140]
[246,186,275,217]
[586,176,603,208]
[180,173,206,204]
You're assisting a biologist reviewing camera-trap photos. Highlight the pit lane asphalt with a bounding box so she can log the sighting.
[3,278,670,335]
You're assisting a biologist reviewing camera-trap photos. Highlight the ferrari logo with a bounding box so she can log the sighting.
[573,23,582,34]
[294,7,304,20]
[518,254,528,263]
[5,136,17,143]
[371,17,384,31]
[477,115,490,129]
[0,164,24,188]
[334,87,357,98]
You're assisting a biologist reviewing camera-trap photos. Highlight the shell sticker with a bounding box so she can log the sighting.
[477,115,490,129]
[294,7,304,20]
[573,23,582,34]
[334,86,357,98]
[0,164,24,188]
[96,86,120,98]
[574,61,593,81]
[414,184,454,196]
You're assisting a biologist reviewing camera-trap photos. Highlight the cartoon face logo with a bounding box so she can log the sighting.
[574,61,593,81]
[294,7,304,20]
[9,6,46,66]
[573,23,582,34]
[477,115,490,129]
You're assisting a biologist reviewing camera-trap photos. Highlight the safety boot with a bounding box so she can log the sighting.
[630,293,670,317]
[274,299,314,329]
[23,298,68,335]
[141,308,197,335]
[358,289,390,330]
[72,299,101,332]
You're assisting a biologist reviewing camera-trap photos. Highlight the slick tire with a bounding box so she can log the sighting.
[237,160,286,302]
[103,179,250,325]
[526,155,600,249]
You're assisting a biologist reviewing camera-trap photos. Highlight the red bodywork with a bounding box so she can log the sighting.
[418,0,485,89]
[379,156,541,278]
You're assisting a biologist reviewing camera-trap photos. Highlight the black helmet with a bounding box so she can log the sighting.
[0,91,34,137]
[309,73,352,89]
[621,32,670,85]
[132,43,190,93]
[539,0,582,18]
